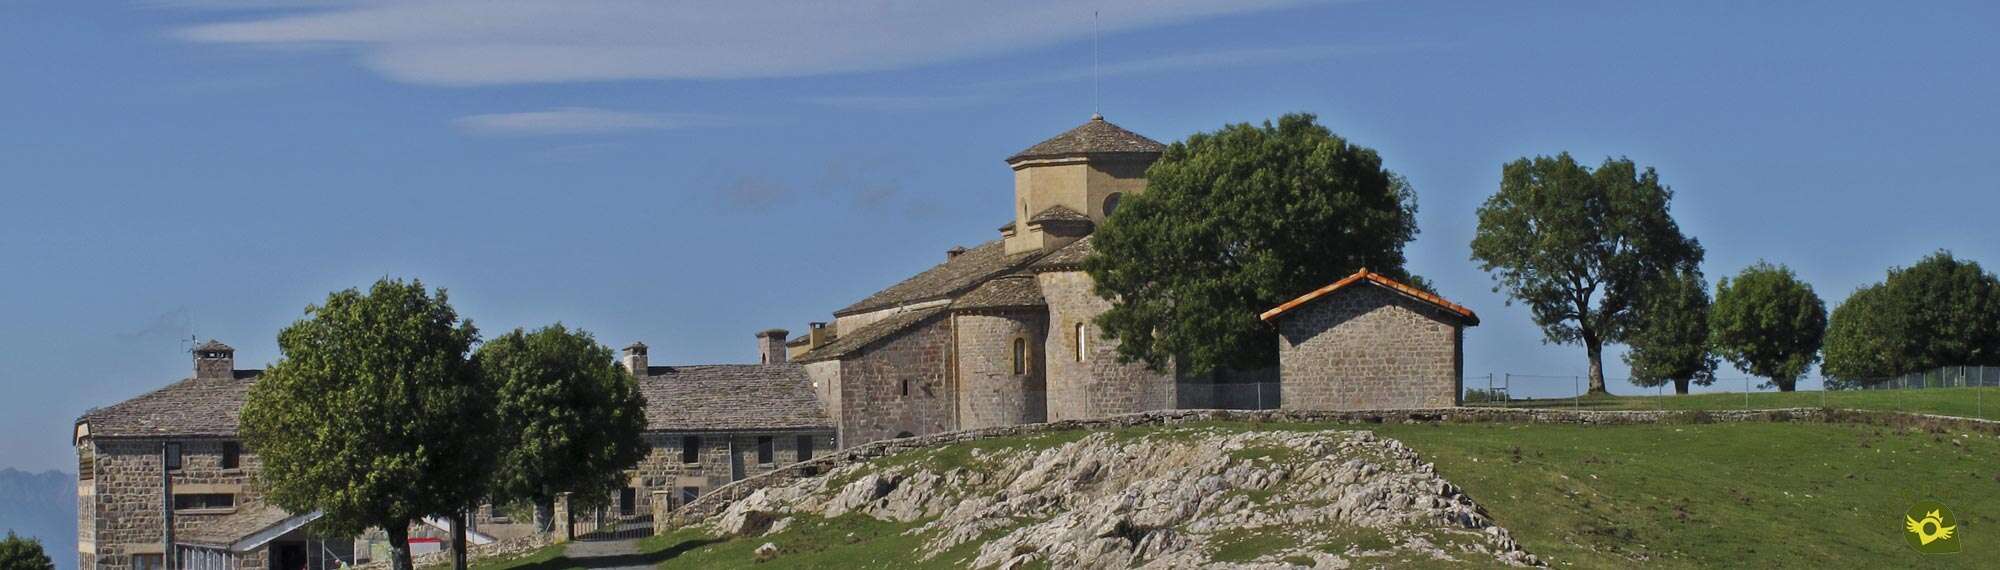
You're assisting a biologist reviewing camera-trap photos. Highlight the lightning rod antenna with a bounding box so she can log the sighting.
[1093,9,1100,117]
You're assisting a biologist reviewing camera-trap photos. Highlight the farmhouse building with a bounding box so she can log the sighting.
[1261,269,1480,410]
[74,338,832,570]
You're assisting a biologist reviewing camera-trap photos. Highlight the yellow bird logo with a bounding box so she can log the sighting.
[1905,509,1956,546]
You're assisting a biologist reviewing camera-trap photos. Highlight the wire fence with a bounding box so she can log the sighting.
[1461,365,2000,420]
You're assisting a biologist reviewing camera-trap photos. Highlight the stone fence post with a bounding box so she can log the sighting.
[652,491,674,536]
[551,493,571,544]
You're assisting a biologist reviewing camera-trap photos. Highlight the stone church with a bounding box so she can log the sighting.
[776,114,1484,447]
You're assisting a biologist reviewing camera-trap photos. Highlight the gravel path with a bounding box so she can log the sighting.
[560,537,656,570]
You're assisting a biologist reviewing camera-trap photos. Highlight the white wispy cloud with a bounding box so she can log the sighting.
[452,107,731,135]
[803,94,995,112]
[986,43,1440,88]
[171,0,1338,86]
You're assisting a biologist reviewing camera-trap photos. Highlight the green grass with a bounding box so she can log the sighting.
[1475,386,2000,420]
[1373,421,2000,568]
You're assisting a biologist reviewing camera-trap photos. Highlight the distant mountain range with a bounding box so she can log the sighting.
[0,468,75,570]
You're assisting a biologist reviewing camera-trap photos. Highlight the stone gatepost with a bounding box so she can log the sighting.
[652,491,674,535]
[551,493,571,544]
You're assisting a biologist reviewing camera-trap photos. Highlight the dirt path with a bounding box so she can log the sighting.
[560,538,657,570]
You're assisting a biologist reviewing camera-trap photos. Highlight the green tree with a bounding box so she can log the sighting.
[1823,251,2000,382]
[475,324,649,539]
[241,279,496,570]
[1087,113,1422,374]
[0,532,55,570]
[1711,262,1827,391]
[1470,153,1703,394]
[1622,270,1717,394]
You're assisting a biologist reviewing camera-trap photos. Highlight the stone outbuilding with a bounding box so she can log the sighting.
[1261,270,1480,410]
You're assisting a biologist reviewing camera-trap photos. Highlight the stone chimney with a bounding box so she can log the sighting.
[756,329,790,364]
[622,342,649,375]
[808,322,832,349]
[192,340,234,379]
[946,246,968,261]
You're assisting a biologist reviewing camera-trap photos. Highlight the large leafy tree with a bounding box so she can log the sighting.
[1711,262,1827,391]
[1622,270,1717,394]
[242,279,496,570]
[475,324,649,538]
[1087,113,1422,374]
[1823,251,2000,382]
[1470,153,1703,394]
[0,531,55,570]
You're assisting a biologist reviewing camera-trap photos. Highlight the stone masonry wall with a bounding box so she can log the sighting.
[628,430,837,516]
[1276,285,1464,410]
[1038,270,1176,421]
[953,310,1049,429]
[82,438,264,570]
[836,314,956,445]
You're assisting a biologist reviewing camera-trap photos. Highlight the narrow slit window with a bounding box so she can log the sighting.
[1074,323,1087,362]
[901,379,910,397]
[1012,338,1027,375]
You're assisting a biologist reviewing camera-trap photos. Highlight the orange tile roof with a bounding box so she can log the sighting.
[1259,269,1479,326]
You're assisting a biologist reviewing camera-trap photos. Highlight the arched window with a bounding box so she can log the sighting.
[1074,322,1088,362]
[1012,338,1027,375]
[1103,193,1122,218]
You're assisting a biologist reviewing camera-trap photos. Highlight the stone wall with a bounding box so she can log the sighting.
[81,438,263,570]
[350,533,553,570]
[1275,285,1464,410]
[628,430,837,516]
[952,310,1048,429]
[667,406,1897,527]
[804,360,842,443]
[835,314,956,445]
[1037,270,1177,421]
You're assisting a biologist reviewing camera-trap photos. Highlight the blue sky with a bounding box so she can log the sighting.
[4,1,1996,472]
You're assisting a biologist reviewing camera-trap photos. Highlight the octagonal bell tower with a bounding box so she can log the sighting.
[1001,114,1166,255]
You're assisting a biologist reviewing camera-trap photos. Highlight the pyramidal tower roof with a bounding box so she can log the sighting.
[1007,114,1167,163]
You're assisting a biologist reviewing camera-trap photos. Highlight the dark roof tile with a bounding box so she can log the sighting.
[78,373,260,438]
[635,364,833,431]
[1007,115,1167,162]
[797,306,947,362]
[950,274,1045,310]
[835,239,1045,315]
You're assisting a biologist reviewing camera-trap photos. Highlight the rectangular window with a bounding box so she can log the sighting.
[132,554,164,570]
[164,442,182,471]
[221,441,240,470]
[678,486,699,506]
[173,493,236,511]
[756,436,774,465]
[681,436,700,464]
[1012,338,1026,375]
[619,487,636,516]
[796,436,814,462]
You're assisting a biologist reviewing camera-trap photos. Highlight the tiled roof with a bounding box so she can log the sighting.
[999,220,1017,232]
[179,505,302,548]
[192,339,234,353]
[1030,235,1096,272]
[635,364,833,431]
[1008,115,1168,162]
[1259,269,1480,326]
[797,306,947,363]
[950,274,1045,311]
[835,239,1046,316]
[1029,205,1090,224]
[77,372,260,439]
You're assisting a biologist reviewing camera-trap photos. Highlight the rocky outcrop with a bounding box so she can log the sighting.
[705,427,1541,568]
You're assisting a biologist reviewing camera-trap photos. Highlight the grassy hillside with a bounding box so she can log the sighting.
[1478,386,2000,420]
[473,416,1998,569]
[1374,420,1998,568]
